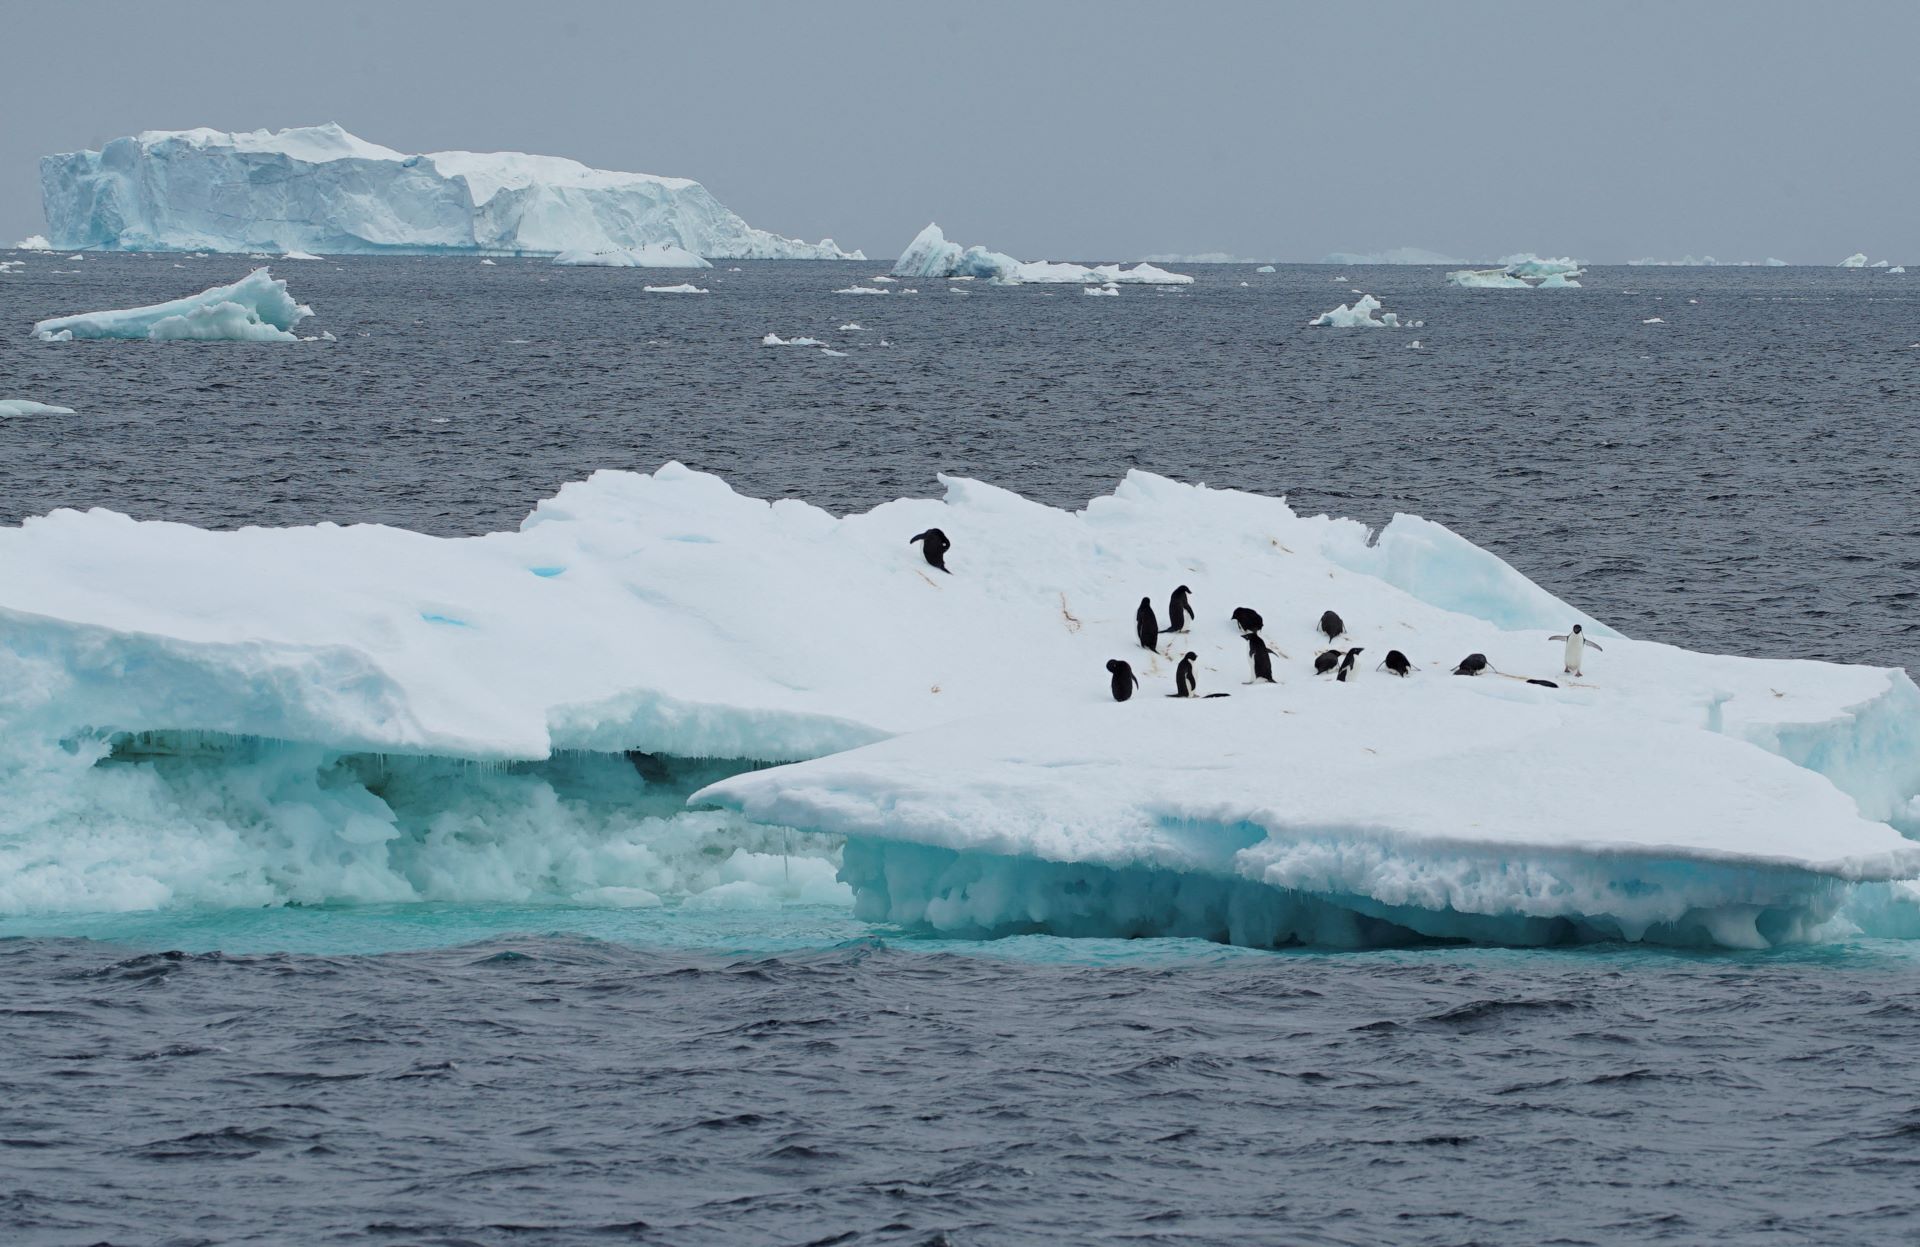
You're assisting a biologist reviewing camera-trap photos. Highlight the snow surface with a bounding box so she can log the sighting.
[38,124,862,260]
[552,245,710,269]
[1320,248,1465,266]
[1309,293,1406,328]
[2,464,1917,943]
[31,268,312,342]
[891,223,1193,285]
[0,399,76,417]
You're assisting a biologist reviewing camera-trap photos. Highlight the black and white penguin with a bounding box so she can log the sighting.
[1107,659,1140,702]
[909,528,951,573]
[1173,651,1198,698]
[1167,585,1194,633]
[1452,653,1490,676]
[1378,650,1415,677]
[1313,649,1343,676]
[1232,607,1265,635]
[1245,633,1277,683]
[1135,597,1160,651]
[1336,647,1364,682]
[1548,624,1604,677]
[1318,610,1346,643]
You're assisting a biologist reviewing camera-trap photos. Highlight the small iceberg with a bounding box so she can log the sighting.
[1839,253,1870,268]
[1889,266,1907,275]
[761,333,823,346]
[0,260,23,274]
[14,234,52,251]
[1255,265,1276,273]
[891,223,1193,286]
[0,399,77,417]
[835,286,890,295]
[643,283,707,294]
[1642,317,1665,324]
[1308,293,1408,328]
[1083,284,1119,297]
[1448,253,1584,289]
[280,250,322,261]
[552,244,711,269]
[31,268,313,342]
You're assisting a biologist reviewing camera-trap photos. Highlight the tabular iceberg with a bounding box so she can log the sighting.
[38,124,862,260]
[891,223,1192,285]
[3,464,1916,943]
[31,267,312,342]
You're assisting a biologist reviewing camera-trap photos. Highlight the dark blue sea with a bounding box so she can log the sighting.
[3,254,1919,1245]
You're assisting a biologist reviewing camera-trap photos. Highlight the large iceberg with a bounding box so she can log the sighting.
[1448,253,1584,289]
[891,223,1192,285]
[31,267,312,342]
[37,124,861,260]
[2,465,1916,943]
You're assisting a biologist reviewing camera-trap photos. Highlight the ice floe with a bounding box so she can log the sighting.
[643,283,707,294]
[1449,253,1584,289]
[1840,253,1870,268]
[761,333,823,346]
[1,465,1916,942]
[0,399,77,417]
[31,268,312,342]
[892,223,1192,285]
[14,234,52,250]
[1309,293,1414,328]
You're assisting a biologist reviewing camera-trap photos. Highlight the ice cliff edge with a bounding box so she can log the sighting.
[38,124,863,259]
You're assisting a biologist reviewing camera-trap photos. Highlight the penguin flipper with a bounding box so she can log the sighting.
[1549,634,1568,641]
[1586,641,1604,651]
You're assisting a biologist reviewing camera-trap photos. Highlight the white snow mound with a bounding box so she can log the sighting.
[31,268,312,342]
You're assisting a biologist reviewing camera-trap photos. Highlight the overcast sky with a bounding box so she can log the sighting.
[3,0,1914,263]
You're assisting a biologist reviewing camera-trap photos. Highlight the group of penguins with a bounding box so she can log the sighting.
[906,527,1601,705]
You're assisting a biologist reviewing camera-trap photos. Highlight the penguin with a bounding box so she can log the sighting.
[1378,650,1415,677]
[1526,678,1560,688]
[1107,659,1140,702]
[1318,610,1346,643]
[1135,597,1160,651]
[1336,647,1364,682]
[1167,585,1194,633]
[1245,633,1277,683]
[909,528,951,573]
[1232,607,1265,635]
[1548,624,1604,677]
[1453,653,1490,676]
[1313,649,1343,676]
[1173,651,1198,698]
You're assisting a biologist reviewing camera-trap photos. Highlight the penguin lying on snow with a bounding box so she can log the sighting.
[1378,650,1415,677]
[1106,659,1141,702]
[1135,597,1160,650]
[1232,607,1264,635]
[1452,653,1490,676]
[1549,624,1604,677]
[1318,610,1345,643]
[1167,585,1194,633]
[1313,649,1343,676]
[909,528,951,572]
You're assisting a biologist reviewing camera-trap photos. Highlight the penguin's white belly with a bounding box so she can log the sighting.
[1564,635,1585,669]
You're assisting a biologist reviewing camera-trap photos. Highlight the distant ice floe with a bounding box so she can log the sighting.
[1320,247,1466,266]
[280,250,322,261]
[838,323,863,331]
[0,399,77,417]
[553,244,711,269]
[1628,255,1790,267]
[1839,253,1870,268]
[13,234,52,250]
[31,267,313,342]
[643,283,707,294]
[1448,252,1584,289]
[1642,317,1665,324]
[835,286,889,295]
[1309,293,1419,328]
[480,258,496,265]
[892,223,1193,286]
[819,348,848,357]
[761,333,823,346]
[1890,267,1907,275]
[0,260,23,273]
[1083,284,1120,297]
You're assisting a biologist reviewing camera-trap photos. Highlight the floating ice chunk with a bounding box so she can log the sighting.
[1408,340,1422,349]
[31,267,313,342]
[480,258,496,265]
[643,283,707,293]
[14,234,52,250]
[0,260,22,273]
[1890,266,1907,274]
[1839,253,1870,268]
[760,333,823,346]
[0,399,77,417]
[553,244,711,269]
[835,286,889,295]
[280,250,322,260]
[1642,317,1664,324]
[38,125,861,260]
[819,348,848,357]
[1083,284,1119,296]
[890,223,1192,285]
[1256,265,1276,273]
[838,323,863,331]
[1309,293,1405,328]
[870,275,896,282]
[1870,259,1890,268]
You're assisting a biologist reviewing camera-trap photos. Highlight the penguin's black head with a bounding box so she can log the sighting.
[1347,647,1364,656]
[1175,585,1190,595]
[1184,651,1197,662]
[1106,659,1128,674]
[1572,624,1583,634]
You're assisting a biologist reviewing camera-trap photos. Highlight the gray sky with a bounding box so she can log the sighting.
[3,0,1914,263]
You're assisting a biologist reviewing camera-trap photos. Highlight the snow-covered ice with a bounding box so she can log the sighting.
[37,124,862,260]
[891,223,1193,285]
[31,268,312,342]
[0,399,77,417]
[1309,293,1408,328]
[642,283,707,294]
[2,464,1916,943]
[553,244,711,269]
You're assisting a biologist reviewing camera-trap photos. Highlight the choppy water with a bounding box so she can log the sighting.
[3,254,1919,1244]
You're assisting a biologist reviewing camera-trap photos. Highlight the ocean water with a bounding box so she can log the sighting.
[4,255,1920,1244]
